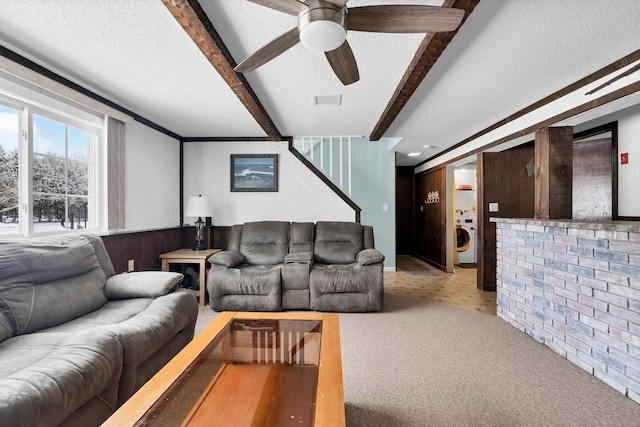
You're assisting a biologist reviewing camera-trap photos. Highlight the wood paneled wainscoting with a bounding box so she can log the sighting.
[101,226,231,273]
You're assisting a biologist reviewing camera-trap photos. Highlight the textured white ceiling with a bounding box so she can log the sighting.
[389,0,640,165]
[202,0,435,137]
[0,0,639,167]
[0,0,265,136]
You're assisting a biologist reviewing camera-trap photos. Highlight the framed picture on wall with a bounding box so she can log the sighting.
[230,154,279,192]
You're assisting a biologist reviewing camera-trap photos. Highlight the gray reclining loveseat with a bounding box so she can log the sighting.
[207,221,384,312]
[0,233,198,426]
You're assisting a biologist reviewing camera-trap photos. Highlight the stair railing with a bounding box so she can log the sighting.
[292,136,352,197]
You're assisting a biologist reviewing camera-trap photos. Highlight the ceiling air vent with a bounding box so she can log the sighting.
[313,94,342,106]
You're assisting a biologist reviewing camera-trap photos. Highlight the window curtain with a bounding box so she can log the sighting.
[107,117,125,230]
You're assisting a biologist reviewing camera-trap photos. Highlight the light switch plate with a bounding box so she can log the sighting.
[489,202,499,212]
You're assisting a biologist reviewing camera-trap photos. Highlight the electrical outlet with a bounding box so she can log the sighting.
[127,259,135,272]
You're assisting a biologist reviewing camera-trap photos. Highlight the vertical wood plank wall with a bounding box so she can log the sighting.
[101,228,189,273]
[101,226,231,273]
[477,144,535,290]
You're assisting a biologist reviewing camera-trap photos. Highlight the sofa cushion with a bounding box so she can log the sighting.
[105,271,184,299]
[310,263,384,312]
[208,265,282,311]
[239,221,290,265]
[84,233,116,278]
[314,222,364,264]
[40,290,198,405]
[0,328,123,427]
[289,222,314,253]
[209,265,282,296]
[0,234,108,340]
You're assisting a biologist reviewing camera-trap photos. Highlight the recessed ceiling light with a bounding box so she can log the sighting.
[423,144,436,149]
[313,94,342,106]
[407,152,421,157]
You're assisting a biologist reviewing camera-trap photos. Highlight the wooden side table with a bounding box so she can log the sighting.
[160,248,221,306]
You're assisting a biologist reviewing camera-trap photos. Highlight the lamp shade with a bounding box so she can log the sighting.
[185,195,214,218]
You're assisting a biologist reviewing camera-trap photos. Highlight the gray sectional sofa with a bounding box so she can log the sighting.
[207,221,385,312]
[0,233,198,427]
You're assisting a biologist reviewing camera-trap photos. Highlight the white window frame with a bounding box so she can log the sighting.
[0,84,105,238]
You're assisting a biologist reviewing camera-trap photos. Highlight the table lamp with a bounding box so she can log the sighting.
[185,195,213,251]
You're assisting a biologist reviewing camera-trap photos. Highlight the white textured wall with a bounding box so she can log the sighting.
[124,122,180,231]
[618,106,640,216]
[183,141,355,225]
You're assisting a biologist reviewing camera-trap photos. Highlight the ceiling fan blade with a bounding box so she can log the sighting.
[235,27,300,73]
[325,40,359,85]
[347,5,464,33]
[246,0,308,16]
[325,0,349,8]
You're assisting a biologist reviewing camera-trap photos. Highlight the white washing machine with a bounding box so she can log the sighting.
[456,217,477,264]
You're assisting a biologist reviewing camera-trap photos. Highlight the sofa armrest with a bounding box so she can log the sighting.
[356,249,385,266]
[105,271,184,300]
[285,251,313,264]
[208,250,245,268]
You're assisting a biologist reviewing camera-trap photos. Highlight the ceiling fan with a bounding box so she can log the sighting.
[234,0,465,85]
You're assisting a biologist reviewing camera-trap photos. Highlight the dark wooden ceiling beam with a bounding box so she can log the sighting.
[162,0,282,141]
[369,0,480,141]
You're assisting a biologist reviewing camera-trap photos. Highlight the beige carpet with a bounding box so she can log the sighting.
[386,255,496,315]
[190,256,640,426]
[193,293,640,426]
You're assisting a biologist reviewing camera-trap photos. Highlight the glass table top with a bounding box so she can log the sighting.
[135,317,324,426]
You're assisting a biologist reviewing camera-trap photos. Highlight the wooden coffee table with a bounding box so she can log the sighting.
[103,312,345,427]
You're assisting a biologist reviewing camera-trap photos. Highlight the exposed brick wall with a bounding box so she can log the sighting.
[494,219,640,404]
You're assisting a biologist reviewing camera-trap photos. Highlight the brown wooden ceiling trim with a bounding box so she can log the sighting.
[369,0,480,141]
[181,136,276,142]
[417,48,640,167]
[162,0,282,141]
[421,79,640,170]
[0,46,183,141]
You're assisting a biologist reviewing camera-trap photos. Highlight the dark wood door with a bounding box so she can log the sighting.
[414,168,447,269]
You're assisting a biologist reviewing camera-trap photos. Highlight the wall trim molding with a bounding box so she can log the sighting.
[417,49,640,171]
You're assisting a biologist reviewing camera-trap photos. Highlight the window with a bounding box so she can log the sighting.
[32,114,96,233]
[0,103,19,235]
[0,94,102,237]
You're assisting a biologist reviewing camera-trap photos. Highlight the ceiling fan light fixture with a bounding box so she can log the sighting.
[298,3,346,52]
[300,20,346,52]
